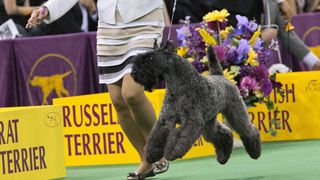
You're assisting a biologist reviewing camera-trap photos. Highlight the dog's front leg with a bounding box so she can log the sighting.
[145,104,177,164]
[202,117,233,164]
[164,113,204,161]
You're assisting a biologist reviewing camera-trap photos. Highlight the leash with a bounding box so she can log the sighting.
[167,0,178,41]
[263,0,282,64]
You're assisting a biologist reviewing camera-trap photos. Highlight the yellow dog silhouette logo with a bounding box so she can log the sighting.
[28,54,77,105]
[30,71,72,105]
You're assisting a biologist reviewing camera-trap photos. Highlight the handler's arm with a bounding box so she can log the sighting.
[26,0,79,29]
[43,0,79,23]
[274,0,295,21]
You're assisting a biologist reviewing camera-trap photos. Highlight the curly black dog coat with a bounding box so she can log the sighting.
[131,41,261,165]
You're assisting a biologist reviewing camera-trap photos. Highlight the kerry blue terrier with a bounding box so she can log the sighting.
[131,41,261,165]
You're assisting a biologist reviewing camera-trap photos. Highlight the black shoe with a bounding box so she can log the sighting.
[127,168,156,180]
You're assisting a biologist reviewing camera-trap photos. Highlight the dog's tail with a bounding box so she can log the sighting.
[61,71,72,78]
[207,46,223,75]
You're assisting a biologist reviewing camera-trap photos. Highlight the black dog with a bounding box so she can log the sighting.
[131,41,261,165]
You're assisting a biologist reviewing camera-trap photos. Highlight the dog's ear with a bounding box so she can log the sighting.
[164,40,176,53]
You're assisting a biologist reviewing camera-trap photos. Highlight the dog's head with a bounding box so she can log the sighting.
[131,41,176,91]
[30,76,41,86]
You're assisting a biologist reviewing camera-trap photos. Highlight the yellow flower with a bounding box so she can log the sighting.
[176,46,189,57]
[203,9,230,22]
[198,28,217,46]
[245,48,260,66]
[187,57,194,63]
[223,69,237,85]
[254,90,264,98]
[249,26,261,46]
[200,56,209,63]
[286,22,295,32]
[202,71,210,76]
[220,26,233,39]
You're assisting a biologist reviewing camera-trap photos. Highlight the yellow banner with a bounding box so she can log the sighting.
[53,71,320,166]
[53,91,214,166]
[248,71,320,141]
[0,106,66,180]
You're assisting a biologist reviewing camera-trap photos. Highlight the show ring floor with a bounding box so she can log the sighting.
[62,140,320,180]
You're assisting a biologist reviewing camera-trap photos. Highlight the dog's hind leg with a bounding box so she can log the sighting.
[60,87,70,96]
[145,103,177,164]
[202,116,233,164]
[223,98,261,159]
[164,113,204,161]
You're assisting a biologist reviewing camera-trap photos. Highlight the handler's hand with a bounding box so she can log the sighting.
[26,6,49,29]
[279,1,295,21]
[80,0,97,15]
[261,28,278,42]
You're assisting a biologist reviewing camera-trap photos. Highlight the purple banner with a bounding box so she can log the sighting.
[292,12,320,47]
[290,12,320,71]
[0,40,18,107]
[13,33,99,106]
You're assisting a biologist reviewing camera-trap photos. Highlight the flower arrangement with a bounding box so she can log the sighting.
[176,9,284,135]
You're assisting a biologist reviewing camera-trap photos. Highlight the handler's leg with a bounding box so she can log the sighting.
[121,74,157,173]
[107,78,152,174]
[122,74,156,139]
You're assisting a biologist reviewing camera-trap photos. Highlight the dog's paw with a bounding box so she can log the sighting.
[241,128,261,159]
[214,127,234,164]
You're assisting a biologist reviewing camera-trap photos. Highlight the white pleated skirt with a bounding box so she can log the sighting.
[97,6,165,84]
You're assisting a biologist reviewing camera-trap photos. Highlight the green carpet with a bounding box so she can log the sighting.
[63,140,320,180]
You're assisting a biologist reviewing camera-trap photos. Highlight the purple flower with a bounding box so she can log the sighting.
[235,15,257,38]
[254,65,269,81]
[181,16,191,24]
[236,39,250,63]
[213,45,227,62]
[184,25,206,60]
[234,25,246,36]
[240,66,255,77]
[176,26,189,45]
[257,49,272,64]
[261,79,273,96]
[192,59,206,72]
[236,15,249,27]
[248,21,258,32]
[241,76,260,90]
[254,38,263,50]
[240,76,260,97]
[272,81,283,89]
[224,46,239,66]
